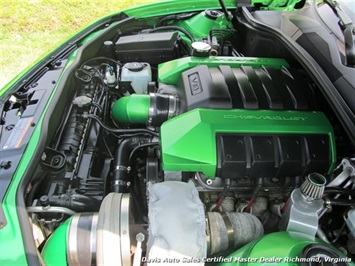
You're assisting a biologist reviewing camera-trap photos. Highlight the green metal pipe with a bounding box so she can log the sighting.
[111,94,150,125]
[217,232,352,266]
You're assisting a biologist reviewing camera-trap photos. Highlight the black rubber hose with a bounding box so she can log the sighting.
[325,187,355,196]
[26,171,47,206]
[86,114,159,137]
[221,178,231,198]
[156,12,198,27]
[129,142,159,162]
[67,194,100,212]
[253,177,263,197]
[156,14,178,26]
[49,193,100,212]
[150,26,195,43]
[213,178,231,211]
[325,198,355,206]
[245,178,263,212]
[112,138,140,193]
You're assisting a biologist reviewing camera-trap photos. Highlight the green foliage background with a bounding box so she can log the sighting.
[0,0,153,88]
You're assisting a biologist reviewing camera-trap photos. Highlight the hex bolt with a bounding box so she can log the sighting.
[136,232,145,242]
[0,161,12,170]
[40,195,50,207]
[5,124,15,131]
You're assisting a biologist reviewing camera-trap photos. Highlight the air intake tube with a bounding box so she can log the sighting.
[111,93,178,126]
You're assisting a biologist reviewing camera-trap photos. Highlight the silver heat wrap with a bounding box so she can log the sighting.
[147,181,207,265]
[206,212,264,255]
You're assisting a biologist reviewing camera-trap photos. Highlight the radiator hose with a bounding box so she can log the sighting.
[111,138,140,193]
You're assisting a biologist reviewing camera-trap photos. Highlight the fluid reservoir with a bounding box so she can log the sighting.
[121,62,152,94]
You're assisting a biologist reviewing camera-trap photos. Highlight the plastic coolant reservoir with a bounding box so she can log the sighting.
[121,62,152,94]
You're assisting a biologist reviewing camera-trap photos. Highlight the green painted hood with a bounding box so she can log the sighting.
[124,0,303,19]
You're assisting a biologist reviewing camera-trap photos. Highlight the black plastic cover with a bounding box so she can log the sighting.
[178,65,233,111]
[177,65,318,112]
[216,134,331,179]
[115,32,179,65]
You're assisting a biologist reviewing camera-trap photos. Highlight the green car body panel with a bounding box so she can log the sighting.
[123,0,302,18]
[217,232,353,265]
[0,52,78,264]
[41,218,72,266]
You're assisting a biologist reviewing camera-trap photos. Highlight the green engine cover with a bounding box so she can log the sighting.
[160,108,336,178]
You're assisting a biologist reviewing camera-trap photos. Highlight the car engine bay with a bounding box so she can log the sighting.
[3,6,355,265]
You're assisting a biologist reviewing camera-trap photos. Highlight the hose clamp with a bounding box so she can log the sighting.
[167,95,179,119]
[148,93,178,126]
[148,93,156,125]
[221,212,235,250]
[115,165,130,173]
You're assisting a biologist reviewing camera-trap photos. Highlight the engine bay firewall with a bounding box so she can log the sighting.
[160,108,336,178]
